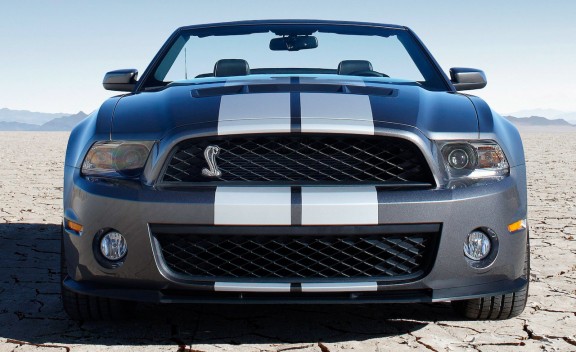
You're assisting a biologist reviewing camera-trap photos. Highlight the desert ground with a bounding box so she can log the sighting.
[0,130,575,352]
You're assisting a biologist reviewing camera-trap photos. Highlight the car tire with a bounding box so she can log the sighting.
[451,235,530,320]
[60,226,135,320]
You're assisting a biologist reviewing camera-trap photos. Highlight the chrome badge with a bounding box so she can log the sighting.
[201,145,222,177]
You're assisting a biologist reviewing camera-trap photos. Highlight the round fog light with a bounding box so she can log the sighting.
[464,231,491,260]
[100,231,127,261]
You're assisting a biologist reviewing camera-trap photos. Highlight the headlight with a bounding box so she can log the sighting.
[438,140,509,188]
[82,141,154,178]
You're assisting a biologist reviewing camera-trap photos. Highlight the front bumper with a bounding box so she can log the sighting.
[63,276,527,304]
[62,164,528,303]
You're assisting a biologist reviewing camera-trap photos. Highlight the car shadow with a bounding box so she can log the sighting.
[0,223,465,349]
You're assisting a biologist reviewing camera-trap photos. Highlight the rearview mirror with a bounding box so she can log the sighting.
[270,35,318,51]
[450,67,487,91]
[103,69,138,92]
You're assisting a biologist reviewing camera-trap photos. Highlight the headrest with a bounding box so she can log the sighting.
[337,60,373,75]
[213,59,250,77]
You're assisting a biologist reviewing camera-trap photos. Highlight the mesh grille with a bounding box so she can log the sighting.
[154,232,438,281]
[161,135,434,186]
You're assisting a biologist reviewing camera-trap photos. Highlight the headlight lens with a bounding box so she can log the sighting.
[446,144,475,170]
[82,141,154,178]
[438,140,509,188]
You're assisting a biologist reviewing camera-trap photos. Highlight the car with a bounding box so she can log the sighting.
[61,20,529,321]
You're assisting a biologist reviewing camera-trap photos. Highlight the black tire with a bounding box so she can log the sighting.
[451,236,530,320]
[61,226,135,320]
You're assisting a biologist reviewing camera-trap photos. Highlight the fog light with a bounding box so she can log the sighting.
[464,231,491,260]
[100,231,127,261]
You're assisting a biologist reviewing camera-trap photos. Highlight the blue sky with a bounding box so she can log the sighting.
[0,0,574,114]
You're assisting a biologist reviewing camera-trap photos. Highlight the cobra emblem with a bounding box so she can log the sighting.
[201,145,222,177]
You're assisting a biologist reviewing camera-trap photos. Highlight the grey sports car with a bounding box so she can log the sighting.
[62,20,528,320]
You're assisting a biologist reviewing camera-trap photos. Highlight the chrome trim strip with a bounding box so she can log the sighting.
[214,282,379,293]
[301,282,378,292]
[214,282,291,292]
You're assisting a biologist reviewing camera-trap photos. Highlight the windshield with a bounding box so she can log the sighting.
[143,23,448,91]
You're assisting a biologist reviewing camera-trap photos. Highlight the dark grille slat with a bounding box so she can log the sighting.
[282,142,367,181]
[226,144,305,181]
[155,232,437,281]
[161,135,435,186]
[320,142,403,181]
[350,145,407,173]
[237,141,337,181]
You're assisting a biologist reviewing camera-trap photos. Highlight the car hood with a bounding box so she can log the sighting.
[111,75,478,141]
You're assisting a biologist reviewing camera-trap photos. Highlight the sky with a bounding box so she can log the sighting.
[0,0,575,115]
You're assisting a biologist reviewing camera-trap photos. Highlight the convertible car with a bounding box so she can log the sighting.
[62,20,528,320]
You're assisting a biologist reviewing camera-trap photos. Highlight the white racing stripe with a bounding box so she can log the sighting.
[301,282,378,293]
[214,282,291,292]
[214,187,292,225]
[301,186,378,225]
[218,93,291,135]
[300,93,375,135]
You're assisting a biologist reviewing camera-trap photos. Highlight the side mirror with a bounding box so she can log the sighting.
[103,69,138,92]
[450,67,487,91]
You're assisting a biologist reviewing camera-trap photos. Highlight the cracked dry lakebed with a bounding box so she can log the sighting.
[0,130,575,352]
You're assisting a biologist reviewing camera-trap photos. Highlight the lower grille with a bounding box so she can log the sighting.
[152,225,440,283]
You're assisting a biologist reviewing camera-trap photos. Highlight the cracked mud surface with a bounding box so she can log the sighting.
[0,130,575,351]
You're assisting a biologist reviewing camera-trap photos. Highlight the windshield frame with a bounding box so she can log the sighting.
[135,20,454,93]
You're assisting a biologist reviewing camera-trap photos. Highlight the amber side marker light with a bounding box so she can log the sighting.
[67,220,83,233]
[508,219,527,233]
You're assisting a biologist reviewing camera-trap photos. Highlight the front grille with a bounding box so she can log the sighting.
[161,135,434,186]
[152,225,440,282]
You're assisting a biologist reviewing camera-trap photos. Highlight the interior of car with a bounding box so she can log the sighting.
[195,59,389,78]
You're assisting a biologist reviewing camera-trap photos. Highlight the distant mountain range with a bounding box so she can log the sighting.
[503,115,575,127]
[0,107,574,131]
[0,108,74,125]
[0,109,87,131]
[505,109,576,125]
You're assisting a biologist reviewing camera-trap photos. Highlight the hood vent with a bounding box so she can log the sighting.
[191,83,396,98]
